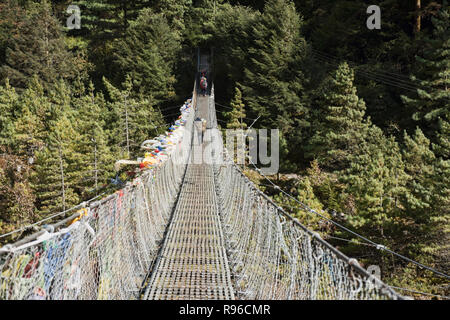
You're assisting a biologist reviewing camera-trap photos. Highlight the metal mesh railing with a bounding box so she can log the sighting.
[205,89,402,300]
[0,100,195,300]
[213,148,403,300]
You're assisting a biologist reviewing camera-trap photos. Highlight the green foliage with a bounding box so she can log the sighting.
[306,160,343,212]
[433,115,450,159]
[0,152,36,238]
[223,86,247,130]
[10,77,49,157]
[401,3,450,136]
[103,76,164,159]
[32,111,82,216]
[150,0,193,32]
[402,128,436,223]
[306,62,368,171]
[340,126,407,240]
[0,1,25,67]
[75,0,153,40]
[273,175,328,231]
[211,3,259,98]
[183,0,223,47]
[0,79,19,146]
[112,9,181,103]
[1,0,80,90]
[73,82,117,197]
[239,0,308,171]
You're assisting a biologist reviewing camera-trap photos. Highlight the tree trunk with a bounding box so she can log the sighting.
[124,95,130,157]
[58,145,66,211]
[94,141,98,195]
[414,0,421,35]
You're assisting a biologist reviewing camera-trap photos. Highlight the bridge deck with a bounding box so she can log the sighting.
[143,95,235,300]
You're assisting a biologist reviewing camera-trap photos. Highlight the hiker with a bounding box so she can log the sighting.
[194,117,203,144]
[201,118,207,142]
[200,74,207,96]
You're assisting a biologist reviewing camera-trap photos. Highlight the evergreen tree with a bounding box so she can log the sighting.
[223,86,247,130]
[183,0,222,46]
[431,156,450,276]
[212,3,259,100]
[73,83,117,197]
[32,112,81,216]
[402,128,436,224]
[433,114,450,159]
[75,0,153,40]
[0,79,19,147]
[306,62,368,171]
[11,77,49,158]
[340,125,408,242]
[242,0,306,125]
[1,0,78,90]
[274,176,327,231]
[103,76,164,159]
[241,0,308,170]
[402,4,450,136]
[0,0,24,67]
[113,9,181,103]
[0,152,36,239]
[151,0,192,31]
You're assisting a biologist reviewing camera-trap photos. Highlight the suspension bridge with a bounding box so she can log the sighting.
[0,54,405,300]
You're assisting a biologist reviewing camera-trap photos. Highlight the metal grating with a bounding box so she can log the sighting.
[143,93,235,300]
[143,164,235,300]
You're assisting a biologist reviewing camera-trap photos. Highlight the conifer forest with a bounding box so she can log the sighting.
[0,0,448,299]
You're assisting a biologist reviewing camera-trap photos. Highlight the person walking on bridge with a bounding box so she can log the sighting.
[200,73,208,96]
[201,118,207,142]
[194,117,204,144]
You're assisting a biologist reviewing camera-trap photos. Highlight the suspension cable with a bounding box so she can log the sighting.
[247,159,450,280]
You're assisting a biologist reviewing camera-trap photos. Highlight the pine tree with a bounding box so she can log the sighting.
[431,156,450,277]
[402,128,436,224]
[433,114,450,159]
[151,0,192,31]
[0,0,24,67]
[32,113,82,217]
[25,79,84,217]
[73,83,117,197]
[0,152,36,239]
[103,76,164,159]
[211,3,259,99]
[401,4,450,135]
[224,86,247,130]
[11,77,49,158]
[273,176,326,231]
[75,0,153,40]
[1,0,78,90]
[242,0,306,126]
[0,79,19,147]
[240,0,308,171]
[306,62,368,171]
[112,8,181,103]
[340,125,408,242]
[183,0,221,46]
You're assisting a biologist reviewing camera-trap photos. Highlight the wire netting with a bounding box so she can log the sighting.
[0,101,194,300]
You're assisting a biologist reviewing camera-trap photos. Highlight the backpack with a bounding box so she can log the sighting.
[200,77,207,89]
